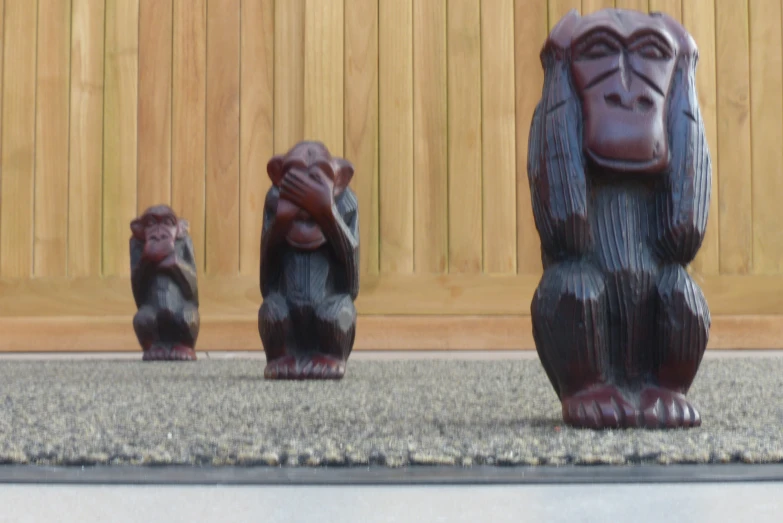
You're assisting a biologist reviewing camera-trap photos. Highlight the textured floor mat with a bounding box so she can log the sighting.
[0,358,781,467]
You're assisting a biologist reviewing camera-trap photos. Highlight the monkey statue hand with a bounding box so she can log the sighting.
[279,169,335,224]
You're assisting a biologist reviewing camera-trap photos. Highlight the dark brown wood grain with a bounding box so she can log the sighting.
[259,141,360,380]
[527,8,711,429]
[130,205,200,361]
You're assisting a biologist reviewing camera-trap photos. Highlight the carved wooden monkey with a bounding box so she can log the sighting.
[258,141,359,380]
[130,205,200,361]
[528,9,711,429]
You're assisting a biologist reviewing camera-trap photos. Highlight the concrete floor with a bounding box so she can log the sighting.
[0,483,781,522]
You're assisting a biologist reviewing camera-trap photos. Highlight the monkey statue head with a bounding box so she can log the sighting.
[131,204,189,263]
[266,141,355,250]
[543,8,697,175]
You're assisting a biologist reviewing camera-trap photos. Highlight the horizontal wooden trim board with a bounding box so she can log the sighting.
[1,273,783,316]
[0,314,780,352]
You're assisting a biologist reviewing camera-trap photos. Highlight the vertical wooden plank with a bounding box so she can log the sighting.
[379,0,413,273]
[137,0,172,211]
[274,0,304,152]
[715,0,752,274]
[481,0,516,274]
[615,0,648,11]
[103,0,139,277]
[1,0,38,278]
[413,0,447,273]
[515,0,547,273]
[205,0,240,275]
[749,0,783,274]
[447,0,482,274]
[69,0,105,277]
[683,0,719,275]
[171,0,206,271]
[345,0,380,276]
[548,0,580,29]
[239,0,274,276]
[34,0,71,277]
[649,0,681,21]
[304,0,343,154]
[582,0,614,15]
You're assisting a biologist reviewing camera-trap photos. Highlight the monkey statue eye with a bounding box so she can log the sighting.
[579,39,619,60]
[164,217,175,226]
[636,42,669,60]
[146,217,157,227]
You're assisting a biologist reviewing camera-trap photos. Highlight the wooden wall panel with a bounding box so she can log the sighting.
[447,0,482,274]
[68,0,105,277]
[683,0,719,276]
[239,0,274,277]
[750,0,783,274]
[515,1,547,274]
[102,0,138,277]
[273,0,304,152]
[345,0,380,277]
[716,0,753,275]
[582,0,614,13]
[0,0,782,351]
[481,0,517,274]
[205,0,240,275]
[172,0,206,272]
[35,0,71,277]
[304,0,344,155]
[137,0,173,211]
[1,0,37,278]
[413,0,448,273]
[378,0,414,274]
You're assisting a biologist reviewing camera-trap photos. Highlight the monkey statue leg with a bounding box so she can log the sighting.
[531,261,637,429]
[641,265,709,429]
[133,305,162,359]
[165,303,200,361]
[299,294,356,380]
[259,292,297,379]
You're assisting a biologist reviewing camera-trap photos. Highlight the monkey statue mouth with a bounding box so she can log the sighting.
[286,211,327,250]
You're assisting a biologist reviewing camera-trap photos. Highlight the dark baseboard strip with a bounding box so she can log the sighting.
[1,464,783,486]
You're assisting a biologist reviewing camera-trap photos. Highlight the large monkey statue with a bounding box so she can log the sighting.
[130,205,200,361]
[258,141,359,380]
[527,9,711,429]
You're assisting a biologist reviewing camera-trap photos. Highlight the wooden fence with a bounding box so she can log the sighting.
[0,0,781,351]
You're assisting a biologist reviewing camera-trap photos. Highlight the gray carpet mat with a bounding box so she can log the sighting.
[0,358,781,467]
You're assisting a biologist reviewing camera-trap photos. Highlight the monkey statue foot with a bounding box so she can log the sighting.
[561,385,638,430]
[142,344,197,362]
[264,354,346,380]
[639,386,701,429]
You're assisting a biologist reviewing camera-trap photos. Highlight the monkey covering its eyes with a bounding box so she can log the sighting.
[527,9,711,429]
[130,205,200,361]
[258,141,359,380]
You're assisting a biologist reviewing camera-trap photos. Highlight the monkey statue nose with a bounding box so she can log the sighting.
[605,92,654,113]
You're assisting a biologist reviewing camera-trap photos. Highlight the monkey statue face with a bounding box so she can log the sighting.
[267,141,354,250]
[552,10,690,174]
[131,205,186,263]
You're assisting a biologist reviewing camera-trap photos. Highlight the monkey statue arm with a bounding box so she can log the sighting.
[259,186,288,298]
[654,57,711,266]
[527,45,591,265]
[130,237,151,309]
[158,234,200,306]
[321,187,360,300]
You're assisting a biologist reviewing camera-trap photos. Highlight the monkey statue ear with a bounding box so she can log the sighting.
[130,218,146,241]
[176,219,190,239]
[333,158,355,195]
[267,155,285,186]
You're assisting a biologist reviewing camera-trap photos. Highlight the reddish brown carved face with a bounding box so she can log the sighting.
[131,205,184,262]
[567,10,680,173]
[267,141,354,250]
